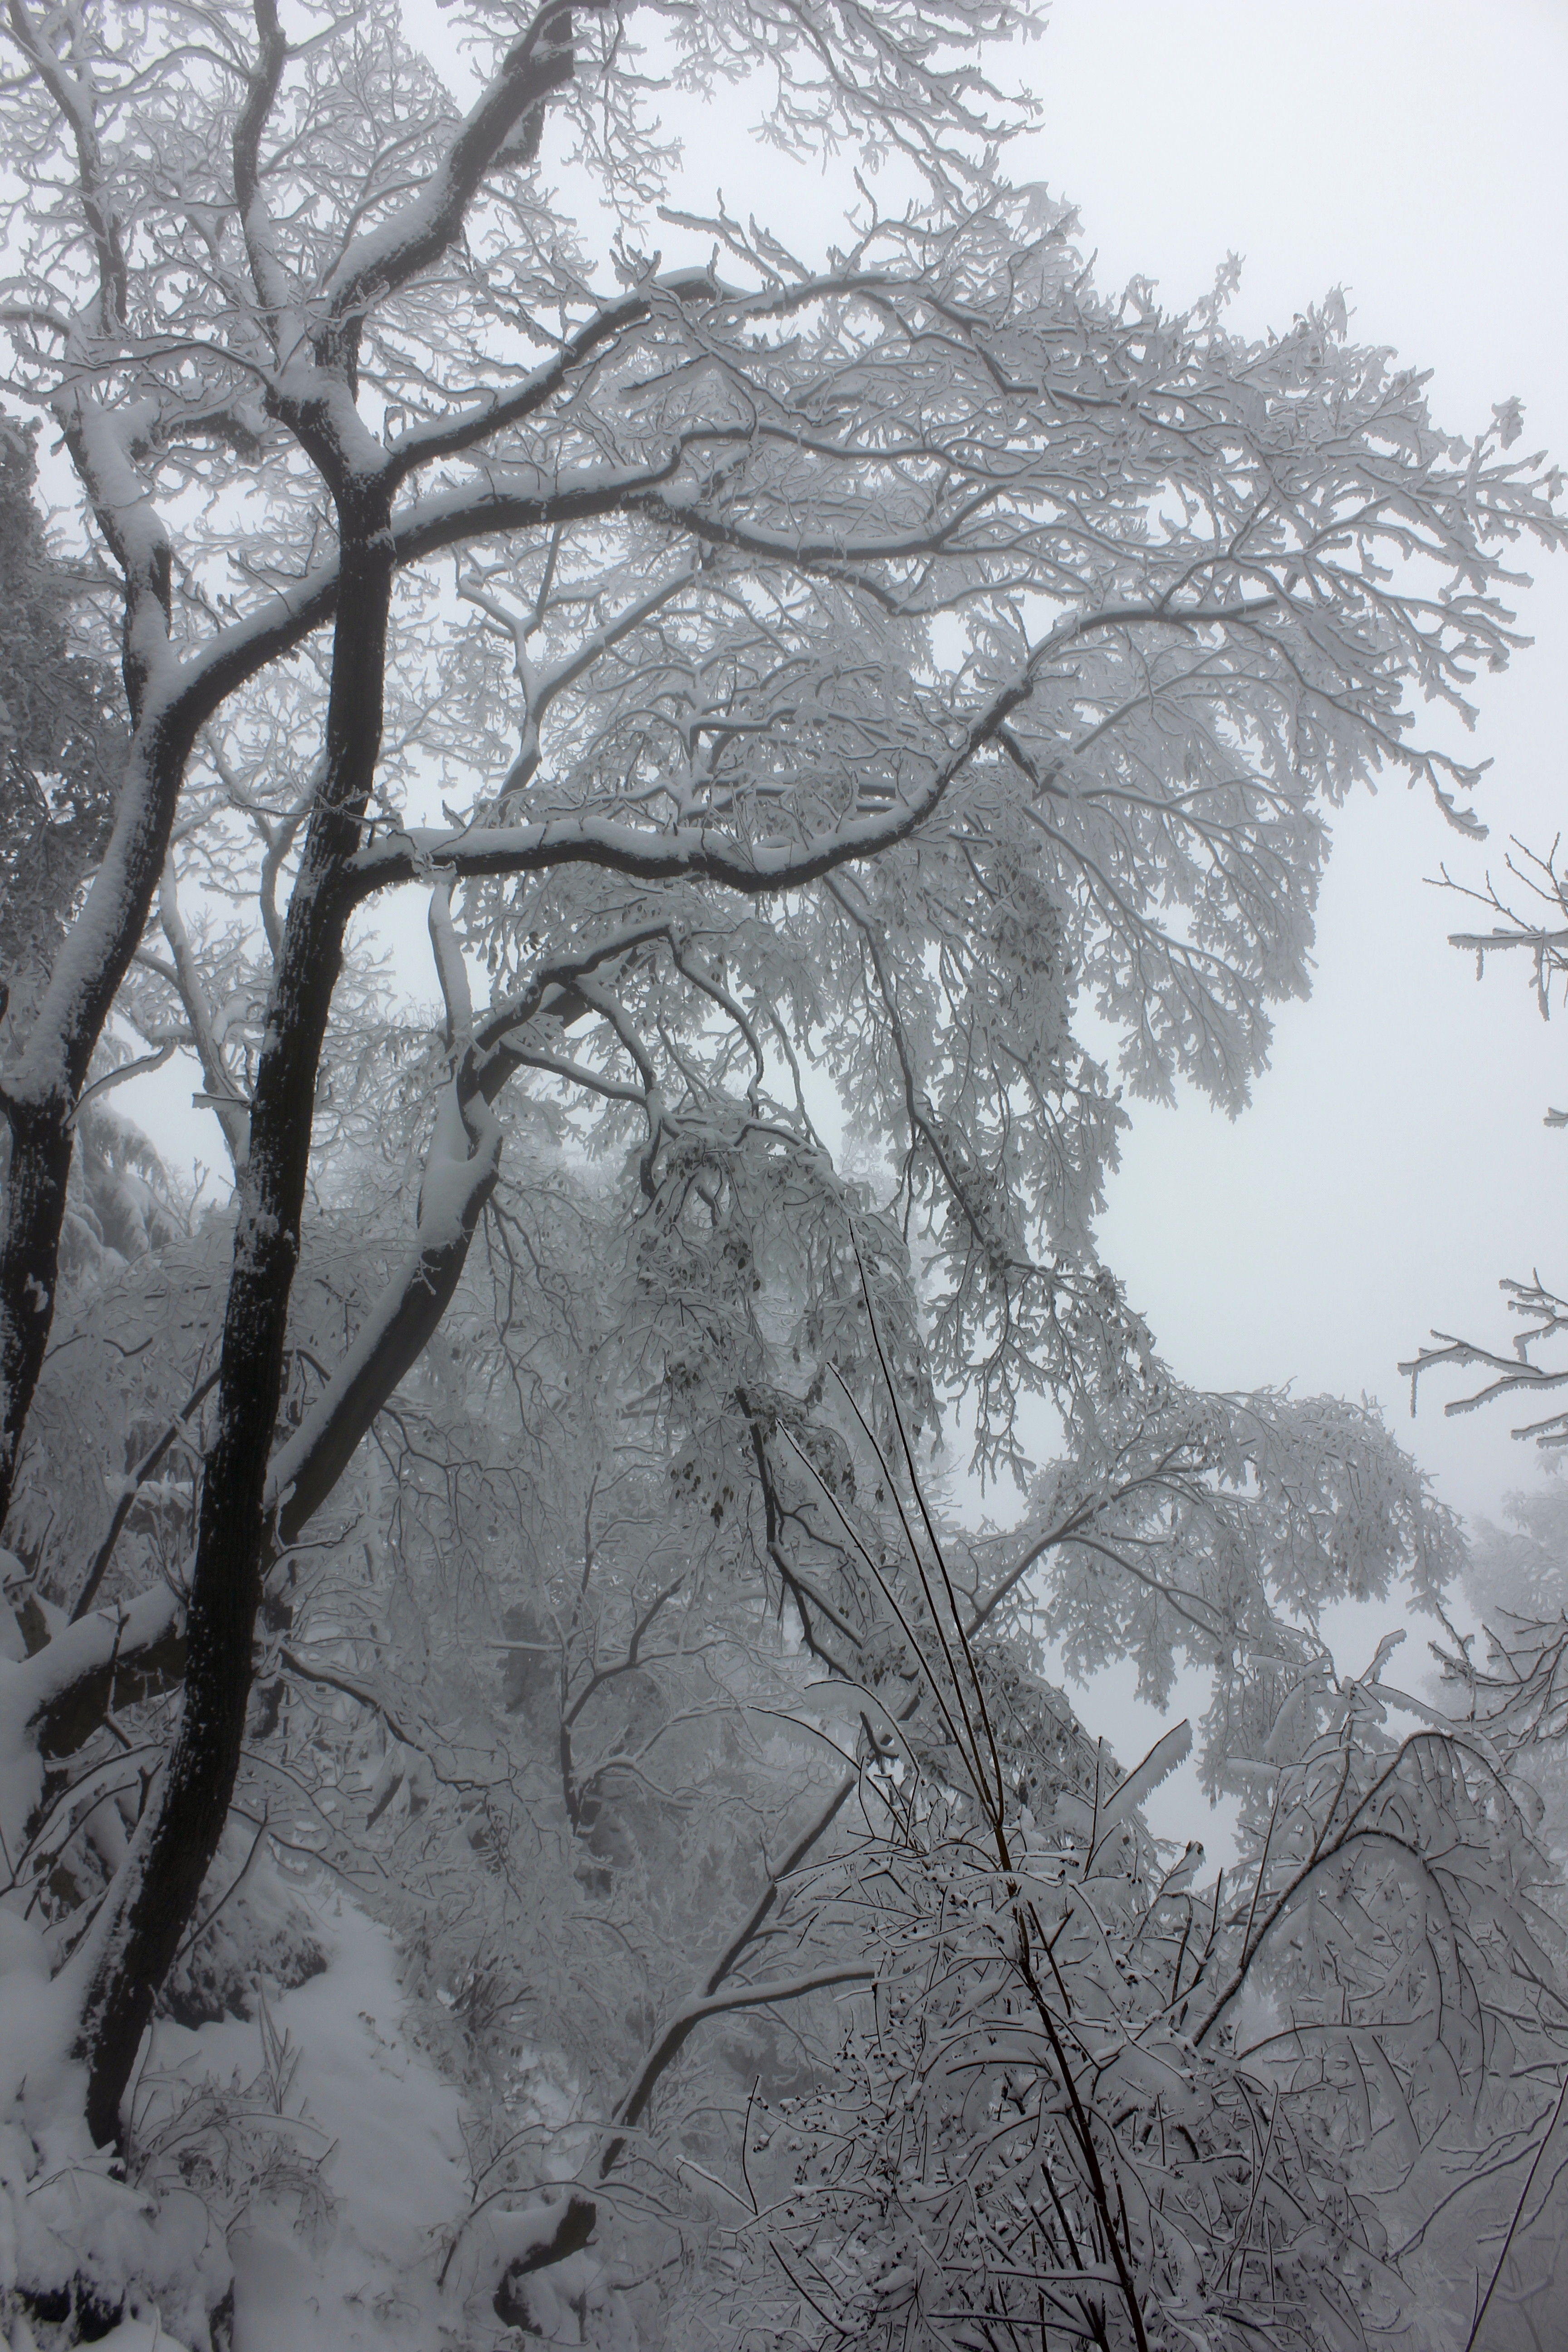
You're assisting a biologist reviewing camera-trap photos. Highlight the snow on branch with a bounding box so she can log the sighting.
[1401,1278,1568,1447]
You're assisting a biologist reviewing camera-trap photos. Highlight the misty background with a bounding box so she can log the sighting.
[115,0,1568,1833]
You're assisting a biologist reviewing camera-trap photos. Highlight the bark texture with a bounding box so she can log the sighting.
[75,507,394,2143]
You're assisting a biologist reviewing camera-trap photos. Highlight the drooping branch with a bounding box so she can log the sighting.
[597,1965,873,2178]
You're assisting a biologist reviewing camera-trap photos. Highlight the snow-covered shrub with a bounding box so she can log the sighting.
[0,2108,230,2351]
[726,1367,1568,2352]
[128,1992,334,2248]
[741,1801,1393,2352]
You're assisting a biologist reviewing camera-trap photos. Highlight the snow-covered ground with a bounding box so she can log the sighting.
[0,1863,631,2349]
[144,1896,471,2351]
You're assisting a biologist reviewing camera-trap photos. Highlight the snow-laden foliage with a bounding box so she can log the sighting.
[725,1406,1563,2352]
[741,1804,1392,2351]
[0,0,1566,2341]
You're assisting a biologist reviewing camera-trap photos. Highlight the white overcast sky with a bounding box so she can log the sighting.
[1016,0,1568,1533]
[1003,0,1565,1537]
[125,0,1568,1539]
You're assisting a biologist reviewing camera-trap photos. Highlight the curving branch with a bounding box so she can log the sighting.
[17,1583,186,1762]
[323,0,588,351]
[598,1965,873,2179]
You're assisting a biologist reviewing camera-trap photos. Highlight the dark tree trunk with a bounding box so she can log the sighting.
[76,505,395,2146]
[0,1092,73,1526]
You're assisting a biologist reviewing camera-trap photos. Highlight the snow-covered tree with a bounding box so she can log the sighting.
[0,0,1564,2339]
[1402,837,1568,1451]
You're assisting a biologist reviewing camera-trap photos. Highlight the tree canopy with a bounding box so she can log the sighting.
[0,1,1565,2345]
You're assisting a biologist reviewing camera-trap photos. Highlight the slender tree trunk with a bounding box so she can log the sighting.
[0,1096,73,1522]
[0,723,193,1534]
[75,500,395,2146]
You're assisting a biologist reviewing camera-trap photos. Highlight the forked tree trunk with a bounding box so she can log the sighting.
[74,510,395,2146]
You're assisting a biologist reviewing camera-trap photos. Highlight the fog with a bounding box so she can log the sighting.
[11,14,1568,2329]
[131,0,1566,1526]
[1029,0,1568,1533]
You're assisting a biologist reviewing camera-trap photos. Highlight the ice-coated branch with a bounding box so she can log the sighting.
[1437,833,1568,1019]
[598,1964,873,2176]
[2,0,128,338]
[351,597,1188,902]
[1401,1277,1568,1446]
[322,0,589,349]
[12,1583,185,1762]
[390,287,653,488]
[463,549,700,801]
[427,879,473,1046]
[231,0,292,342]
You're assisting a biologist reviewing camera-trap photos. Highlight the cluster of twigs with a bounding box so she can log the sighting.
[725,1278,1568,2351]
